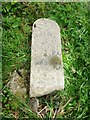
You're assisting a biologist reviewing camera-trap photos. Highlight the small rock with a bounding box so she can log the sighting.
[9,69,27,101]
[30,97,39,112]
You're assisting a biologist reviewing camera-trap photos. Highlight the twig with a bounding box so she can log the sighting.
[63,98,72,109]
[57,97,72,113]
[38,106,47,114]
[0,81,11,93]
[52,109,57,119]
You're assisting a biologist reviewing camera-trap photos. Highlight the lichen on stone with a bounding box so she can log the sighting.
[49,55,61,69]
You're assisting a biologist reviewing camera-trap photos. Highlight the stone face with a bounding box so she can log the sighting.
[30,18,64,98]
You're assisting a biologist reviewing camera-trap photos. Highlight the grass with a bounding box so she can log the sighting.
[2,2,89,119]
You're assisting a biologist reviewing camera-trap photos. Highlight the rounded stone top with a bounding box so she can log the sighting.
[33,18,60,30]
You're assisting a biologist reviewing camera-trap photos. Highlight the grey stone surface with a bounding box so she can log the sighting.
[9,69,27,101]
[30,18,64,97]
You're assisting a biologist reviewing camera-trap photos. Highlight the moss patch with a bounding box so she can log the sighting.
[49,55,61,69]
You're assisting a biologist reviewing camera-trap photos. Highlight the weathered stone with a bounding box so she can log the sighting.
[9,69,27,101]
[30,98,39,112]
[30,18,64,98]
